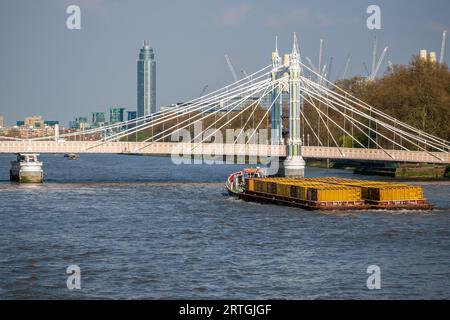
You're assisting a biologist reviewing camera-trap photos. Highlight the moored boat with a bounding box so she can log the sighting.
[10,154,44,183]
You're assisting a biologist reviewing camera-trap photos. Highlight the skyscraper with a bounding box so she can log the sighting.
[109,107,125,123]
[137,40,156,118]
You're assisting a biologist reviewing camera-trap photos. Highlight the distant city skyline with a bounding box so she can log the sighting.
[0,0,449,126]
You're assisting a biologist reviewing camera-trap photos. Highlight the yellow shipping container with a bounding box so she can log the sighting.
[307,186,361,202]
[367,185,424,201]
[276,184,292,197]
[247,179,255,192]
[261,181,268,193]
[247,177,424,202]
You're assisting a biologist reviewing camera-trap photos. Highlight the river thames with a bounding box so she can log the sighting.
[0,154,449,299]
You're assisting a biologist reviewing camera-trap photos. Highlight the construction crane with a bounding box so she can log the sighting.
[224,54,239,82]
[326,57,333,83]
[305,39,330,84]
[388,60,394,73]
[363,62,371,77]
[371,36,378,76]
[240,70,254,85]
[366,36,388,81]
[341,54,351,79]
[440,30,447,64]
[306,56,320,74]
[320,63,328,85]
[199,85,208,98]
[318,39,324,79]
[370,46,388,81]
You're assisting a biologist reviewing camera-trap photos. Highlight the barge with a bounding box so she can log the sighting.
[226,170,433,211]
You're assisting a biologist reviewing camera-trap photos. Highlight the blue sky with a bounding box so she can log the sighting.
[0,0,449,126]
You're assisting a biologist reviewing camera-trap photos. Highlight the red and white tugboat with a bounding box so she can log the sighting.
[225,168,265,196]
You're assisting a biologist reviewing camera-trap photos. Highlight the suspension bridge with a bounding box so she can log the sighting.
[1,34,449,179]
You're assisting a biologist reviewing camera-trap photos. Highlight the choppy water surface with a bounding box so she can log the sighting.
[0,154,449,299]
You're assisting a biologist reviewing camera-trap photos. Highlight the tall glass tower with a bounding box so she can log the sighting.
[137,40,156,117]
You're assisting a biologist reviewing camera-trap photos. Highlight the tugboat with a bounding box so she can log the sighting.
[10,154,44,183]
[225,168,265,196]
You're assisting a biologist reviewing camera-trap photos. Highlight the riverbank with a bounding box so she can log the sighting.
[306,159,450,180]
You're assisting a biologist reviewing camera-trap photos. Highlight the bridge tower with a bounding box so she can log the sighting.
[271,37,283,145]
[284,33,306,177]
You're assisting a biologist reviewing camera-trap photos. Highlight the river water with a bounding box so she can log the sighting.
[0,154,449,299]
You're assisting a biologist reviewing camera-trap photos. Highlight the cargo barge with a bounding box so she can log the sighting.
[226,170,433,211]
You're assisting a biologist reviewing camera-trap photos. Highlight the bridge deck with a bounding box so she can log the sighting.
[0,141,448,164]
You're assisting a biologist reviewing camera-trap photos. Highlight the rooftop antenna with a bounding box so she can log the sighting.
[440,30,447,64]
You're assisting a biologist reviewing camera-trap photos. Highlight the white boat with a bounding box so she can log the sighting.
[10,154,44,183]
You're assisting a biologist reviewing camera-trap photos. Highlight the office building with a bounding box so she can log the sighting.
[24,116,45,128]
[70,117,89,130]
[127,111,137,121]
[137,40,156,117]
[44,120,59,127]
[109,107,125,124]
[92,112,106,127]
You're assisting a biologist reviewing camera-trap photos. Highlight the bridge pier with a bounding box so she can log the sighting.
[10,153,44,183]
[281,156,306,178]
